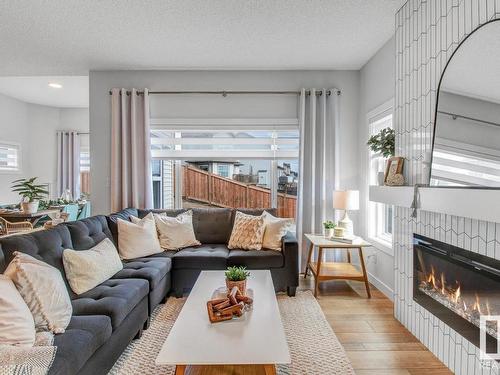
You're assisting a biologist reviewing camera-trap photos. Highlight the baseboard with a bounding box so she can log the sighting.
[367,271,394,301]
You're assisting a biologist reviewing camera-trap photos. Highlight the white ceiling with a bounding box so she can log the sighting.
[441,21,500,103]
[0,0,404,74]
[0,76,88,108]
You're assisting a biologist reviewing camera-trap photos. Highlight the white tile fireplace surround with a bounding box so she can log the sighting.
[394,1,500,374]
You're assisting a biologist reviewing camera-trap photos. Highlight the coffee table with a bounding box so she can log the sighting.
[156,270,291,375]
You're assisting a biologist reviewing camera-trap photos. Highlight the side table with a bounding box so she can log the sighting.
[303,234,372,298]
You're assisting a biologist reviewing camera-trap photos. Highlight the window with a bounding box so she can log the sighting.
[367,101,394,252]
[79,135,91,195]
[150,119,299,219]
[0,142,21,173]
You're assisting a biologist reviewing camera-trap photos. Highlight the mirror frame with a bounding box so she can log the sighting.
[429,18,500,189]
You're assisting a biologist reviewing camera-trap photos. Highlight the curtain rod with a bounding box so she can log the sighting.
[108,89,341,96]
[437,110,500,128]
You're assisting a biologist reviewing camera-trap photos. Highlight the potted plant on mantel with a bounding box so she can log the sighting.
[11,177,49,214]
[367,127,395,185]
[225,266,250,296]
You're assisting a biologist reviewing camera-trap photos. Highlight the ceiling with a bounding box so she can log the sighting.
[441,20,500,103]
[0,76,88,108]
[0,0,404,74]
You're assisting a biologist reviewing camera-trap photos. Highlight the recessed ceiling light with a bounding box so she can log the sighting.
[48,82,62,89]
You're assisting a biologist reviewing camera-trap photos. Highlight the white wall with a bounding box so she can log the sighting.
[0,92,89,204]
[89,70,361,215]
[357,36,395,299]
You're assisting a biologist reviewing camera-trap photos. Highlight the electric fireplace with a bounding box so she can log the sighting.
[414,234,500,350]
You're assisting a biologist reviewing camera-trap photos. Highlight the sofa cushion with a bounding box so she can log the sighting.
[227,249,284,268]
[0,225,72,275]
[63,216,114,250]
[71,278,148,330]
[172,244,229,269]
[113,257,172,291]
[139,208,233,244]
[51,315,112,375]
[106,208,139,244]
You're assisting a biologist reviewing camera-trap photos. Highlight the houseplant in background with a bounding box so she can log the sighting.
[323,220,336,238]
[225,266,250,295]
[11,177,49,214]
[367,127,395,185]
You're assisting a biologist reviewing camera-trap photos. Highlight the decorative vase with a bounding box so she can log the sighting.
[21,201,39,214]
[377,171,385,185]
[226,278,247,295]
[323,228,334,238]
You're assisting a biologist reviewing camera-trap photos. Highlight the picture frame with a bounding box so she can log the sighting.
[384,156,404,185]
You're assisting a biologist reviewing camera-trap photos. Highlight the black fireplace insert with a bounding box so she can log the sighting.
[413,234,500,350]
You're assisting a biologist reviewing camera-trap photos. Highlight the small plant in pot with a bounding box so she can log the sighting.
[367,127,395,185]
[225,266,250,296]
[11,177,48,214]
[323,220,336,238]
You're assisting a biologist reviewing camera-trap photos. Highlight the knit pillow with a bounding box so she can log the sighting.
[228,211,266,250]
[63,238,123,295]
[4,253,72,334]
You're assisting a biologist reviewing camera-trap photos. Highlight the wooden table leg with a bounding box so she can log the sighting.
[358,247,371,298]
[304,242,314,278]
[314,247,323,298]
[174,365,186,375]
[347,249,351,263]
[263,364,277,375]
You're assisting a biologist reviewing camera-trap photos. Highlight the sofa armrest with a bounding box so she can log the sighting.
[281,231,299,275]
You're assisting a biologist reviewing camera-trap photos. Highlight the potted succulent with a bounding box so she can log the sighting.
[11,177,49,214]
[225,266,250,295]
[367,127,395,185]
[323,220,336,238]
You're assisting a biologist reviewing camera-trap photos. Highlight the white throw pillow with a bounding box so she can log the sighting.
[4,253,72,334]
[154,210,201,250]
[63,238,123,295]
[262,211,295,251]
[117,212,163,259]
[0,275,36,347]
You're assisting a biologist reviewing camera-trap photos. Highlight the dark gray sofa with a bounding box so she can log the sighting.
[0,207,298,375]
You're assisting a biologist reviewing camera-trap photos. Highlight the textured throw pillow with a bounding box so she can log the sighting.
[0,275,36,347]
[4,253,72,334]
[262,211,295,251]
[117,213,163,259]
[154,210,201,250]
[63,238,123,295]
[228,211,266,250]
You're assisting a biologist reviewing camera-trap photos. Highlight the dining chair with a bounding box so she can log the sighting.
[77,202,91,220]
[62,204,79,222]
[0,217,33,236]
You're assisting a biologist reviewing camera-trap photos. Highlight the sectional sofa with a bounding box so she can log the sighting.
[0,207,299,375]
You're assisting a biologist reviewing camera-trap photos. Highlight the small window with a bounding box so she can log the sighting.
[367,101,394,253]
[0,142,21,172]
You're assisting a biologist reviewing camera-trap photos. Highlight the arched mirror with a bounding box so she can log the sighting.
[430,20,500,187]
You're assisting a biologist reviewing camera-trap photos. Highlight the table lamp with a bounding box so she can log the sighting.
[332,190,359,236]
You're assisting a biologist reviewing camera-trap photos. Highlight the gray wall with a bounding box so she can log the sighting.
[89,70,361,215]
[357,36,395,298]
[0,93,88,204]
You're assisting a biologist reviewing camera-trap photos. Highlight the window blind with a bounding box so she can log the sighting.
[0,143,20,172]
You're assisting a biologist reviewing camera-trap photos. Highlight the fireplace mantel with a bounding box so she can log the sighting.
[369,185,500,223]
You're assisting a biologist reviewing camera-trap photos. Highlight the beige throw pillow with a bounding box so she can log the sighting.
[4,253,72,334]
[262,211,295,251]
[63,238,123,295]
[228,211,266,250]
[117,213,163,259]
[154,210,201,250]
[0,275,36,347]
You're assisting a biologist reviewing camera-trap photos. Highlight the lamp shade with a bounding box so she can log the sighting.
[332,190,359,210]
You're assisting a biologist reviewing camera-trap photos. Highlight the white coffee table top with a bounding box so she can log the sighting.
[156,270,291,366]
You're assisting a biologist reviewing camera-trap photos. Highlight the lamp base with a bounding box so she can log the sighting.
[338,212,354,236]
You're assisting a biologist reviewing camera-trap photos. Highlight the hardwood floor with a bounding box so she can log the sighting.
[300,276,452,374]
[183,277,451,374]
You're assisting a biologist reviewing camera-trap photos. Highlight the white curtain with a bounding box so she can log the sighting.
[111,88,153,211]
[56,131,80,199]
[297,88,340,269]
